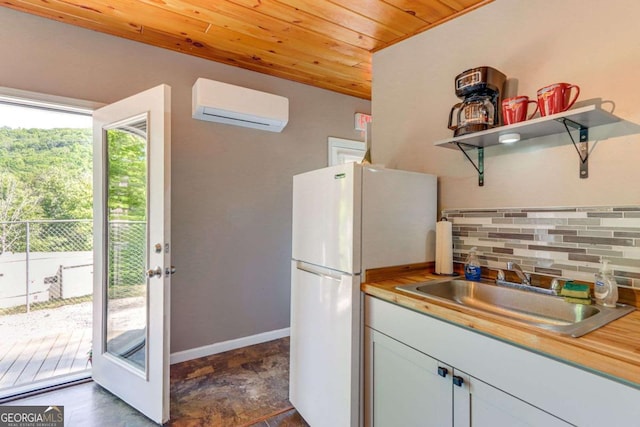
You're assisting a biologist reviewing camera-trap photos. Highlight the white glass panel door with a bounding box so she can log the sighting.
[92,85,171,424]
[104,113,149,372]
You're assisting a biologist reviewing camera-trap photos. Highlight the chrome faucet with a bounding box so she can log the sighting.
[495,263,560,296]
[550,277,570,293]
[506,262,531,286]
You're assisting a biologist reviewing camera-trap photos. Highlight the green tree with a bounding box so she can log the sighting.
[38,166,92,220]
[0,170,41,222]
[107,129,147,222]
[106,129,147,287]
[0,127,92,221]
[0,171,42,253]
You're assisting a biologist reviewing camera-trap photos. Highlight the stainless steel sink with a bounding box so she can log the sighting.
[396,279,635,337]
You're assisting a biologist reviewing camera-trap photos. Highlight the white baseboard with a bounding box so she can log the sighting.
[170,327,290,365]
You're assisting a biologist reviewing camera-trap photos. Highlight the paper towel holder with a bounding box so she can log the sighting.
[434,217,458,277]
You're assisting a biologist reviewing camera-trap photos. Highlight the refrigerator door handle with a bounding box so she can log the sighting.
[295,262,347,282]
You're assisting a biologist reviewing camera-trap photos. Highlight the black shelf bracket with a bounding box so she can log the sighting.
[557,117,589,179]
[455,142,484,186]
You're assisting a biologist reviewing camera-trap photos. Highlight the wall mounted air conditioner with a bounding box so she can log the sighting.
[192,78,289,132]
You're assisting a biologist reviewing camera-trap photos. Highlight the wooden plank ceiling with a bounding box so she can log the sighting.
[1,0,493,99]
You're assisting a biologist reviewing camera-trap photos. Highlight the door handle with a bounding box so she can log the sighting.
[165,266,176,276]
[147,266,163,278]
[296,262,343,281]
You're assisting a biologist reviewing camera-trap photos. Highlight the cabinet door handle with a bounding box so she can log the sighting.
[437,366,449,378]
[452,375,464,387]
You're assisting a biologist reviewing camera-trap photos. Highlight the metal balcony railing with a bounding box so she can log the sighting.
[0,219,145,313]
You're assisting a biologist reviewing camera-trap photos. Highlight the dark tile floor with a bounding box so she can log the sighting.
[2,337,309,426]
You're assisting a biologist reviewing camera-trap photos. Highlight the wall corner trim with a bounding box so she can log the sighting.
[170,327,291,365]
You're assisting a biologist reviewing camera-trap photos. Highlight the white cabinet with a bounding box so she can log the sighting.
[365,326,569,427]
[365,328,452,426]
[364,295,640,426]
[464,376,569,427]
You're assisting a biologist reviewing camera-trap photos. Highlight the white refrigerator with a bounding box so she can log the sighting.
[290,162,437,427]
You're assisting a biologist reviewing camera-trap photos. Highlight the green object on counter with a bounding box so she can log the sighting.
[563,296,592,305]
[560,281,591,299]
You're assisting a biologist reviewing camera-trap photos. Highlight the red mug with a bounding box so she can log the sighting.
[501,96,538,125]
[536,83,580,116]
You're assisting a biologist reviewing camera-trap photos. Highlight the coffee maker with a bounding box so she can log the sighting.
[448,67,506,137]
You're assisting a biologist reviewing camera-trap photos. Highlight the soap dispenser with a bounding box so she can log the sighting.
[464,247,482,281]
[594,260,618,307]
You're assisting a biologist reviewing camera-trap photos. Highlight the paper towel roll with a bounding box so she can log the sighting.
[435,220,453,275]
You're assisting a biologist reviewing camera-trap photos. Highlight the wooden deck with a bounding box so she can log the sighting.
[0,328,91,390]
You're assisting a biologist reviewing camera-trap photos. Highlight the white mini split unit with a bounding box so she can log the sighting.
[192,78,289,132]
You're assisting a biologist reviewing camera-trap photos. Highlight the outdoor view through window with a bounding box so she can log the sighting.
[0,101,93,396]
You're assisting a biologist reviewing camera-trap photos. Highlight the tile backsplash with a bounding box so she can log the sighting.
[443,206,640,288]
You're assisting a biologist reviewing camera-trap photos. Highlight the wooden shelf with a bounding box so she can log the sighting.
[434,104,621,149]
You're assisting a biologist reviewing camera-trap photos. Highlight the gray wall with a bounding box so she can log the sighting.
[0,8,371,352]
[372,0,640,211]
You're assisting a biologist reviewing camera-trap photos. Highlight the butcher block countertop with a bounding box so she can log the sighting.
[361,265,640,389]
